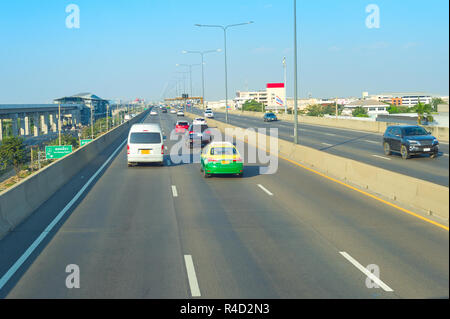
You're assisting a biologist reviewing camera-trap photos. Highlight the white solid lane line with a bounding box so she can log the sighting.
[258,184,274,196]
[340,252,394,292]
[364,140,380,144]
[323,133,337,136]
[184,255,201,297]
[321,143,333,146]
[0,138,129,291]
[171,185,178,197]
[372,155,391,161]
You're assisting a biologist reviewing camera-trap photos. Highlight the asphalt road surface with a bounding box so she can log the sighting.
[190,108,449,187]
[0,110,448,299]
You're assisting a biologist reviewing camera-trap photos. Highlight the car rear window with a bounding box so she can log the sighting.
[177,122,188,126]
[211,147,237,155]
[189,125,209,132]
[130,132,161,144]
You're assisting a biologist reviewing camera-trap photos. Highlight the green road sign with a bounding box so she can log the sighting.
[45,145,73,160]
[80,139,93,147]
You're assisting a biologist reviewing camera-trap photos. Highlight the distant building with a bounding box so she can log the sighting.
[206,100,227,109]
[342,99,389,117]
[235,90,267,110]
[234,83,286,111]
[54,93,109,125]
[367,92,432,107]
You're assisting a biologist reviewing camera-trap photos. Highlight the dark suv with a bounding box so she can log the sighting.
[383,125,439,159]
[184,124,213,148]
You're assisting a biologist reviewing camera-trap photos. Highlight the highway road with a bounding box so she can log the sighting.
[0,109,448,299]
[190,108,449,187]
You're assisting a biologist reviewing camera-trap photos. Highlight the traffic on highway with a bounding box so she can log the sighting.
[0,0,448,314]
[190,108,450,186]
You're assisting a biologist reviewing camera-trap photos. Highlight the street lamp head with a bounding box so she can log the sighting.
[217,49,222,52]
[182,50,187,54]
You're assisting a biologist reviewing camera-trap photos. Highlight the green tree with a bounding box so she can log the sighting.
[242,100,264,112]
[414,102,434,124]
[0,136,27,177]
[322,104,336,116]
[46,134,79,149]
[352,107,369,117]
[431,98,444,112]
[304,104,340,117]
[305,104,323,116]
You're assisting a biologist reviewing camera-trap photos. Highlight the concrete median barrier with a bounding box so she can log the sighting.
[222,109,449,142]
[0,111,148,239]
[188,112,449,221]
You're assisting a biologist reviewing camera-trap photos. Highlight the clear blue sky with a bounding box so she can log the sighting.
[0,0,448,103]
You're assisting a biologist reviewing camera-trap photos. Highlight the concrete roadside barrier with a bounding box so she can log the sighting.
[0,111,148,239]
[221,109,449,142]
[188,112,449,220]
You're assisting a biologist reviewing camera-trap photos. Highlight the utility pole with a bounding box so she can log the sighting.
[30,146,34,171]
[38,149,41,170]
[283,57,287,114]
[58,103,62,146]
[106,103,109,131]
[91,103,94,139]
[335,97,338,119]
[293,0,299,145]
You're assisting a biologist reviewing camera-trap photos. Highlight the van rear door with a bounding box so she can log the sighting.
[129,132,162,156]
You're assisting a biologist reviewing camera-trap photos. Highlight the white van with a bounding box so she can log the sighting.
[127,124,164,166]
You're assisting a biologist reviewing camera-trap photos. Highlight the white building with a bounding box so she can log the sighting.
[367,92,433,106]
[235,90,267,110]
[234,83,286,111]
[342,99,389,117]
[206,100,227,109]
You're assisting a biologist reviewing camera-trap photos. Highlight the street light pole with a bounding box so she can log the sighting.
[182,49,221,111]
[195,22,254,124]
[293,0,299,145]
[201,54,205,109]
[223,28,229,122]
[176,64,199,102]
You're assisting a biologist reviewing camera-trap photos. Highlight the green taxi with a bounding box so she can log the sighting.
[200,142,244,178]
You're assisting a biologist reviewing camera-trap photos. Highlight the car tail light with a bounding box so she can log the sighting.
[189,131,194,134]
[208,158,217,162]
[205,131,211,134]
[127,144,130,155]
[233,158,242,162]
[161,145,164,154]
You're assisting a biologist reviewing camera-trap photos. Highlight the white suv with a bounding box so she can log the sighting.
[204,110,214,118]
[193,117,207,125]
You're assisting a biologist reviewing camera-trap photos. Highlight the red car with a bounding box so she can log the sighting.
[175,121,189,134]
